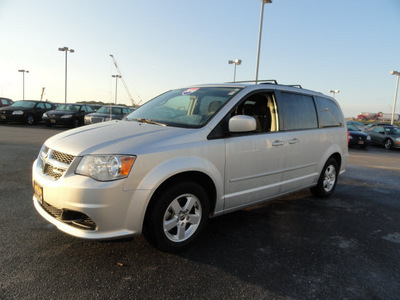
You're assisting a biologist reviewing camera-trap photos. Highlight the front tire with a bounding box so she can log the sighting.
[310,158,339,198]
[384,139,393,150]
[143,181,209,252]
[71,118,80,128]
[26,114,34,125]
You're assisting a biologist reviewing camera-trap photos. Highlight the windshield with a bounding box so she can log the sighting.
[97,106,123,114]
[56,104,80,112]
[125,87,242,128]
[347,124,360,131]
[11,101,36,108]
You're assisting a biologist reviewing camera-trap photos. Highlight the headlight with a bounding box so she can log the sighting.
[348,135,353,139]
[396,138,400,142]
[12,110,24,115]
[43,113,48,118]
[367,136,371,141]
[75,155,136,181]
[61,114,73,118]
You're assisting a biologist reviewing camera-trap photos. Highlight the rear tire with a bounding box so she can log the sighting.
[143,181,209,252]
[310,158,339,198]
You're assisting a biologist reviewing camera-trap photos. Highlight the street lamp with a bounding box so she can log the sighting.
[390,70,400,125]
[112,75,122,104]
[329,90,340,98]
[18,69,29,100]
[228,59,242,82]
[58,46,75,103]
[255,0,272,83]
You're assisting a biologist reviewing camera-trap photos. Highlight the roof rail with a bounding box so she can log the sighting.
[285,84,303,89]
[228,80,278,84]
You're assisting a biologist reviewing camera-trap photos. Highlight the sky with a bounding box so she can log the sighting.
[1,0,400,118]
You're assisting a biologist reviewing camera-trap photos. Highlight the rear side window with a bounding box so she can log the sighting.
[315,97,344,127]
[280,92,318,130]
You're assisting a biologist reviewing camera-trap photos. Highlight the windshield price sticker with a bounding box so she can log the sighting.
[182,88,199,95]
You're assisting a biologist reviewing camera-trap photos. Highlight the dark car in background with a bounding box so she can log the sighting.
[0,100,54,125]
[42,103,95,128]
[347,122,371,149]
[365,125,400,150]
[0,97,13,108]
[84,105,132,125]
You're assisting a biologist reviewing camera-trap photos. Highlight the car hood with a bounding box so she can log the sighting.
[86,113,122,118]
[1,106,32,112]
[349,130,369,137]
[45,120,206,156]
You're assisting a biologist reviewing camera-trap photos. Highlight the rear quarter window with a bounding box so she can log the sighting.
[315,96,344,127]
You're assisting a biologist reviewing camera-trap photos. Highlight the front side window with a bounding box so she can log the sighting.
[315,96,343,127]
[126,87,242,128]
[280,92,318,130]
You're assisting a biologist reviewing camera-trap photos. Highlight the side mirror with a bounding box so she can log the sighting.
[229,115,256,133]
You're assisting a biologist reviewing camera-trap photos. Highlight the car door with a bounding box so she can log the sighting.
[35,102,46,120]
[275,91,322,192]
[371,126,384,144]
[224,91,287,210]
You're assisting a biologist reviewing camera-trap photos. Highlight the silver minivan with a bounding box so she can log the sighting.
[32,82,348,252]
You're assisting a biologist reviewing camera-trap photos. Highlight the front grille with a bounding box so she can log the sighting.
[51,150,75,165]
[39,147,75,180]
[91,117,104,123]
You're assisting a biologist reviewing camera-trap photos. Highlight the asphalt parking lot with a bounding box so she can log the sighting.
[1,124,399,299]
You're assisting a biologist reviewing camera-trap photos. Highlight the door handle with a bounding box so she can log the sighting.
[289,138,300,144]
[272,140,285,146]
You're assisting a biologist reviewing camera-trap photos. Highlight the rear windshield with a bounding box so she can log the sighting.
[126,87,242,128]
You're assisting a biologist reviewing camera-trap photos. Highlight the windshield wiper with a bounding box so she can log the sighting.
[132,118,166,126]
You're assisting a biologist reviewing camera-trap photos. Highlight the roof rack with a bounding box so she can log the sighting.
[226,80,303,89]
[230,80,278,84]
[285,84,303,89]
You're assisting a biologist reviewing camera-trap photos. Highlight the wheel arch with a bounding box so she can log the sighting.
[143,171,217,226]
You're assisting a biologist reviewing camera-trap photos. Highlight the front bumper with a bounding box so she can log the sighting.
[43,116,74,126]
[32,157,152,240]
[0,114,25,123]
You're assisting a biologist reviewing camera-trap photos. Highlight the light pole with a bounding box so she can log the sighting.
[58,46,75,103]
[18,69,29,100]
[228,59,242,82]
[329,90,340,98]
[112,75,121,104]
[390,70,400,125]
[255,0,272,84]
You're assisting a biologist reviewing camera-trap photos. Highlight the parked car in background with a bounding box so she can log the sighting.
[84,105,132,125]
[0,97,13,108]
[42,103,95,128]
[347,120,365,131]
[347,122,371,149]
[32,82,348,252]
[0,100,54,125]
[365,125,400,150]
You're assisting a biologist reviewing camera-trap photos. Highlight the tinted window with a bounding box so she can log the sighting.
[37,103,45,109]
[315,96,343,127]
[280,92,318,130]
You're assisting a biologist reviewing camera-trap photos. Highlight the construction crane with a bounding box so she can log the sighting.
[109,54,140,106]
